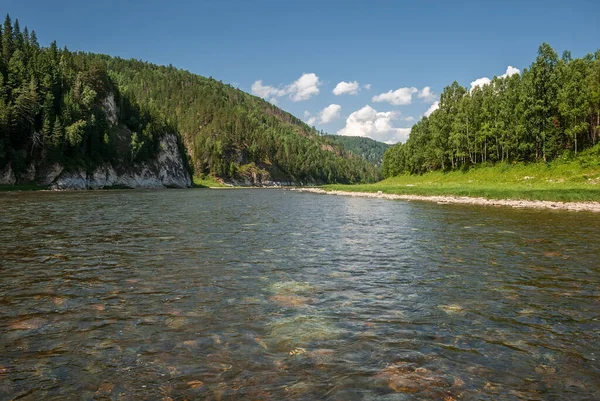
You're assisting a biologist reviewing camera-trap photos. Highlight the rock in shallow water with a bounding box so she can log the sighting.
[375,362,455,396]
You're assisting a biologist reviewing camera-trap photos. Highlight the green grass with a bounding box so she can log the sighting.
[193,176,228,188]
[324,160,600,202]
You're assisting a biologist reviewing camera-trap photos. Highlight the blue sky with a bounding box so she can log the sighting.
[4,0,599,143]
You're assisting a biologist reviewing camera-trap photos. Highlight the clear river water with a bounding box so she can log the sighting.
[0,189,599,400]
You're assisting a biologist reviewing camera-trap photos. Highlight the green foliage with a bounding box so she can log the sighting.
[193,175,227,188]
[65,120,86,146]
[383,43,600,178]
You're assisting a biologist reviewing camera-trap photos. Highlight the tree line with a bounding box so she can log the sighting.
[382,44,600,177]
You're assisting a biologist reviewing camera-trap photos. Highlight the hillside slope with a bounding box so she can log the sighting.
[88,55,380,185]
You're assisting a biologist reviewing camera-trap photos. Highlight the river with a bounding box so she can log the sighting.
[0,189,599,400]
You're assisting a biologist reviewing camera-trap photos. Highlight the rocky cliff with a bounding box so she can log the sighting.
[0,87,193,190]
[0,133,192,190]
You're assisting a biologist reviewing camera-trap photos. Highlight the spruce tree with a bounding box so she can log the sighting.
[2,14,13,69]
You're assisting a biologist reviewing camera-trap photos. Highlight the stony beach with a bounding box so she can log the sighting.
[293,188,600,213]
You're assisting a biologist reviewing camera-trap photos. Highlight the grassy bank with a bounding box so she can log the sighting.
[324,161,600,202]
[193,176,228,188]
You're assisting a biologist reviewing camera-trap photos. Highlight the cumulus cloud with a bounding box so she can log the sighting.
[501,65,521,78]
[319,104,342,124]
[372,87,418,106]
[333,81,360,96]
[418,86,437,103]
[424,101,440,117]
[251,73,321,102]
[363,84,372,90]
[288,73,321,101]
[470,77,491,92]
[338,105,412,143]
[304,110,316,126]
[251,80,286,99]
[470,66,521,92]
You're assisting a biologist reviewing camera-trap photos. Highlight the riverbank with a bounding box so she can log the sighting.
[305,161,600,211]
[294,188,600,212]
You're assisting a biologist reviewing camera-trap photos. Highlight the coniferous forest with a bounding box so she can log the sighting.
[382,44,600,178]
[0,15,379,185]
[0,15,175,174]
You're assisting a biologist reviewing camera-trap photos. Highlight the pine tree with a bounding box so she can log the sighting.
[2,14,13,69]
[13,19,23,50]
[52,117,63,148]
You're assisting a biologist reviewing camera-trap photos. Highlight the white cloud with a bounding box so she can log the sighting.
[251,80,286,99]
[469,66,521,93]
[424,101,440,117]
[363,84,372,90]
[338,105,412,143]
[287,73,321,101]
[501,65,520,78]
[304,111,316,126]
[418,86,437,103]
[333,81,360,96]
[470,77,491,92]
[319,104,342,124]
[403,116,415,122]
[372,87,418,106]
[251,73,321,102]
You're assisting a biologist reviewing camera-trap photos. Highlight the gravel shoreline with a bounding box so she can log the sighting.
[292,188,600,213]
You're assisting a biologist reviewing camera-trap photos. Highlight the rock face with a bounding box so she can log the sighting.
[101,93,118,126]
[49,134,192,190]
[0,164,16,185]
[2,90,191,190]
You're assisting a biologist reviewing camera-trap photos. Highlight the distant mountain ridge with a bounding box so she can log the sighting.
[324,135,390,166]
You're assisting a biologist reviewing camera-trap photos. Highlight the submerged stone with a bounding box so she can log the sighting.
[270,281,314,296]
[269,294,311,308]
[438,304,464,314]
[376,363,452,395]
[267,315,343,348]
[10,317,47,330]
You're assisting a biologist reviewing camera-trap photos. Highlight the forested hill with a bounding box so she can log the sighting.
[0,15,379,186]
[324,135,389,166]
[0,15,177,180]
[382,44,600,178]
[87,56,379,185]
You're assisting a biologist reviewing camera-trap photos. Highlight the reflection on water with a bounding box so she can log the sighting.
[0,189,599,400]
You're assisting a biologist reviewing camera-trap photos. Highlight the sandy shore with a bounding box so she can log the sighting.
[292,188,600,213]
